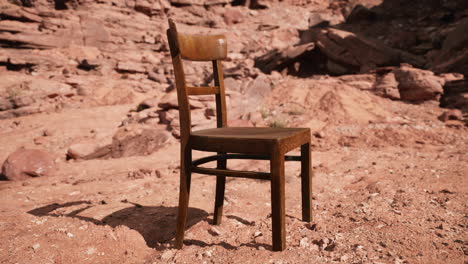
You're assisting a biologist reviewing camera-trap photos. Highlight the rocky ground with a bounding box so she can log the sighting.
[0,0,467,263]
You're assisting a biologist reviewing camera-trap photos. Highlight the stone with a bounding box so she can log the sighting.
[0,98,14,111]
[160,249,175,260]
[32,243,40,252]
[209,227,221,236]
[116,62,147,74]
[0,105,42,120]
[313,131,325,138]
[224,7,244,25]
[202,250,213,258]
[315,28,425,72]
[374,72,400,100]
[307,11,343,30]
[134,0,166,16]
[299,237,309,248]
[109,124,171,158]
[308,12,330,28]
[254,42,315,74]
[338,74,376,90]
[438,109,463,122]
[1,149,55,181]
[67,143,99,160]
[148,71,167,83]
[0,5,42,22]
[158,91,204,110]
[170,0,229,5]
[393,65,444,101]
[137,98,160,111]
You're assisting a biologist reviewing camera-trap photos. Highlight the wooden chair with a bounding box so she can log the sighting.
[166,19,312,251]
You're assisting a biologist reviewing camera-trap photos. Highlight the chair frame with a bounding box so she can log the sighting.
[166,19,312,251]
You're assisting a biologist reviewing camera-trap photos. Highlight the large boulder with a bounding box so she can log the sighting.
[393,65,444,102]
[315,28,424,73]
[109,124,171,158]
[431,18,468,77]
[1,149,55,181]
[257,28,425,76]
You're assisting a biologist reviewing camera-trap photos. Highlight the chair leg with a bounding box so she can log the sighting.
[301,142,312,222]
[213,153,227,225]
[213,175,226,225]
[270,150,286,251]
[175,147,192,249]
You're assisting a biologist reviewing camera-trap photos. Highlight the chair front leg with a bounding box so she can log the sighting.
[300,142,312,222]
[175,145,192,249]
[213,153,227,225]
[270,148,286,251]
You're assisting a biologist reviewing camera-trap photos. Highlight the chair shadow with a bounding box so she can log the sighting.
[185,239,272,251]
[27,201,264,251]
[27,201,208,250]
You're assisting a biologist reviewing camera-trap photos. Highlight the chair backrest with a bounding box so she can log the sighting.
[167,19,228,142]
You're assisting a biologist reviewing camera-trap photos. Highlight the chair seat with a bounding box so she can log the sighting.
[190,127,310,154]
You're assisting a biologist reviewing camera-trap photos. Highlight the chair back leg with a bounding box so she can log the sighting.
[301,142,312,222]
[270,149,286,251]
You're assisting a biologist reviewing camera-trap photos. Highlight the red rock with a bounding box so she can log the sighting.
[393,65,444,102]
[116,61,147,74]
[1,149,55,181]
[110,124,171,158]
[67,143,99,160]
[170,0,229,5]
[438,109,463,122]
[223,7,244,25]
[374,72,400,100]
[158,91,204,110]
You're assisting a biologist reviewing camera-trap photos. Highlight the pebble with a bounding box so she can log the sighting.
[32,243,40,252]
[299,237,309,248]
[161,250,175,260]
[209,227,221,236]
[86,247,97,255]
[254,231,263,238]
[313,131,325,138]
[43,129,53,136]
[202,250,213,258]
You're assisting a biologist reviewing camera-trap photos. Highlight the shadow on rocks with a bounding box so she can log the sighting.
[27,201,208,250]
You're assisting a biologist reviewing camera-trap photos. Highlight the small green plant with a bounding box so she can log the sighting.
[259,107,270,119]
[268,118,288,128]
[6,86,23,100]
[287,104,306,115]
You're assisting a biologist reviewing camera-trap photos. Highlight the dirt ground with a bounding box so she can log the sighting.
[1,0,467,263]
[0,104,466,264]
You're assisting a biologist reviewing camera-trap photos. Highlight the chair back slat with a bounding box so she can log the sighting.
[178,33,227,61]
[187,86,220,95]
